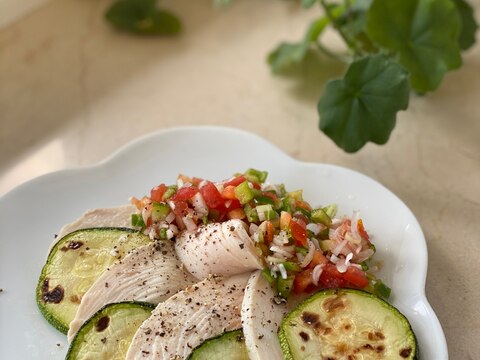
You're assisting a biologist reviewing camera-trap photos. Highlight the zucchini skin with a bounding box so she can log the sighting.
[278,288,419,360]
[187,329,249,360]
[66,301,155,359]
[36,227,149,334]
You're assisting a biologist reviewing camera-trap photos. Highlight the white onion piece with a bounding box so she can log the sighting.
[311,238,320,250]
[273,230,289,245]
[278,263,287,280]
[182,216,197,232]
[165,211,176,224]
[300,241,316,268]
[333,239,348,256]
[270,245,294,259]
[306,223,322,235]
[266,256,287,264]
[355,248,375,263]
[249,223,259,236]
[312,264,324,286]
[192,193,208,218]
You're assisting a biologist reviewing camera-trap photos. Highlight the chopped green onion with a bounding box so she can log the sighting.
[234,180,255,204]
[131,213,145,228]
[311,208,332,226]
[244,168,268,183]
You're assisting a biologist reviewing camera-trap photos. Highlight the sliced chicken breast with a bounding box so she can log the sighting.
[175,219,263,279]
[126,272,250,359]
[241,270,305,360]
[67,240,196,342]
[52,205,137,250]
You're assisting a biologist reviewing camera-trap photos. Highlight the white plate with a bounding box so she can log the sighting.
[0,126,447,359]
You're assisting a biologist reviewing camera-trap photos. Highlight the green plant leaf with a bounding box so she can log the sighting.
[452,0,478,50]
[105,0,181,35]
[366,0,461,93]
[268,17,329,73]
[302,0,317,9]
[318,54,410,152]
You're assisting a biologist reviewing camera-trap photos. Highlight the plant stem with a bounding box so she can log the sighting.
[319,0,358,54]
[315,42,351,63]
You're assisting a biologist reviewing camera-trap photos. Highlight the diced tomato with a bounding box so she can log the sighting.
[224,176,247,187]
[307,250,329,269]
[177,174,193,184]
[290,219,307,247]
[265,221,275,244]
[150,184,167,202]
[318,264,349,288]
[171,186,198,201]
[357,219,370,241]
[343,266,369,288]
[191,177,203,186]
[222,185,237,200]
[251,182,261,190]
[293,269,314,294]
[171,200,188,216]
[200,182,224,209]
[225,199,242,210]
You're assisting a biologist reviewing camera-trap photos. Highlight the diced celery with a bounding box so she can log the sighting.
[311,208,332,226]
[244,168,268,183]
[234,181,255,204]
[151,202,170,222]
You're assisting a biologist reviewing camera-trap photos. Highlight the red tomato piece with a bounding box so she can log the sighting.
[224,176,247,187]
[293,269,314,294]
[295,200,312,211]
[262,191,279,205]
[150,184,167,202]
[222,186,237,200]
[225,199,242,210]
[290,219,307,247]
[265,221,275,244]
[171,186,198,201]
[307,250,329,269]
[343,266,369,288]
[200,182,224,209]
[357,219,370,241]
[318,264,349,288]
[171,200,188,216]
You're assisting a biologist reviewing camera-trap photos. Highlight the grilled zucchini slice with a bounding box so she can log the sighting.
[278,289,418,359]
[66,301,154,359]
[188,329,249,360]
[36,228,150,333]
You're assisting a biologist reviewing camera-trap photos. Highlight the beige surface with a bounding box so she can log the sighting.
[1,0,479,358]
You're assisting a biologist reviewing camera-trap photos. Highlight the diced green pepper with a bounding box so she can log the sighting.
[280,196,293,213]
[256,204,278,221]
[244,168,268,183]
[131,214,145,228]
[159,228,167,240]
[318,227,330,240]
[234,181,255,205]
[151,202,170,222]
[277,275,294,299]
[282,261,302,273]
[322,204,338,218]
[244,204,260,223]
[261,268,275,284]
[254,194,276,206]
[288,190,303,201]
[374,280,391,300]
[311,208,332,226]
[162,185,177,200]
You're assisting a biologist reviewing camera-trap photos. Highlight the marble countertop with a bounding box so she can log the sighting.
[1,0,479,358]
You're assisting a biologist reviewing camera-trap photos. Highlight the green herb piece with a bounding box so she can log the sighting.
[318,54,410,152]
[452,0,478,50]
[131,213,145,228]
[234,181,255,205]
[366,0,461,93]
[105,0,181,36]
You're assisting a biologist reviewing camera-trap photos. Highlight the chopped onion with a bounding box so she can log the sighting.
[355,248,375,263]
[278,263,287,280]
[166,229,175,240]
[270,245,295,258]
[192,192,208,218]
[198,180,208,189]
[273,231,289,246]
[169,224,179,235]
[333,239,348,256]
[312,264,324,286]
[182,216,197,232]
[249,223,259,236]
[306,223,323,235]
[266,255,288,264]
[311,238,321,250]
[300,241,316,268]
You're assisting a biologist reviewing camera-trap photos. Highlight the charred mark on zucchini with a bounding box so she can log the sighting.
[299,331,309,342]
[323,294,346,313]
[400,347,413,357]
[301,311,320,328]
[60,241,84,251]
[41,278,64,304]
[95,316,110,332]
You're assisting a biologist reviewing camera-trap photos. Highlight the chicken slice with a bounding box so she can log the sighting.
[175,219,263,279]
[67,240,196,342]
[241,270,305,360]
[126,272,250,359]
